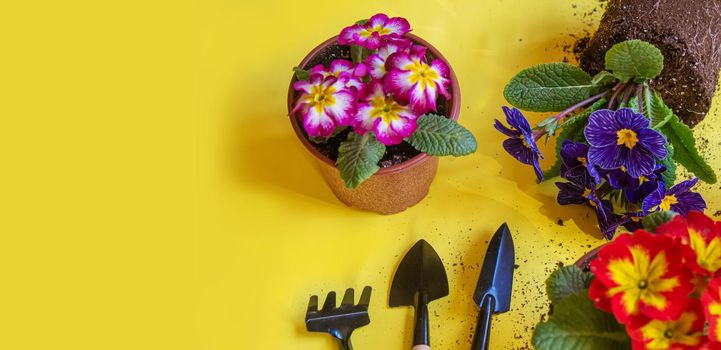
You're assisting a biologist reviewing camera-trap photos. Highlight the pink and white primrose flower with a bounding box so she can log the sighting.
[339,13,411,50]
[311,59,368,94]
[292,74,356,138]
[384,46,451,114]
[366,37,413,79]
[353,80,418,146]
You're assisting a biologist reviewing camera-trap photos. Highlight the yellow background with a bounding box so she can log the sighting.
[2,0,721,349]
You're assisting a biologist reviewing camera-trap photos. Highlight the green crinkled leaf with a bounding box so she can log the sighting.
[660,115,718,184]
[407,114,477,156]
[643,86,674,129]
[543,98,607,179]
[503,63,595,112]
[546,266,592,304]
[293,67,311,81]
[591,71,617,87]
[532,290,631,350]
[605,40,664,83]
[642,211,679,233]
[336,132,386,189]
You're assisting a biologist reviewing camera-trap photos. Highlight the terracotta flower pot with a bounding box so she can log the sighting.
[287,34,461,215]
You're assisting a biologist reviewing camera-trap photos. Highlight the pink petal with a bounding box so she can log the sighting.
[373,116,412,146]
[352,103,375,135]
[368,13,389,28]
[326,90,356,126]
[364,33,383,50]
[338,24,364,45]
[360,79,385,101]
[366,54,386,79]
[329,59,354,75]
[352,63,368,77]
[430,59,450,79]
[384,17,411,36]
[383,69,413,101]
[389,115,417,138]
[385,52,414,71]
[302,105,336,138]
[409,83,435,114]
[311,64,328,76]
[293,80,313,94]
[410,45,427,60]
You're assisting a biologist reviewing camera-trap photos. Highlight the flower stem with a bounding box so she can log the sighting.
[637,84,644,114]
[554,89,612,122]
[607,82,626,110]
[619,83,637,107]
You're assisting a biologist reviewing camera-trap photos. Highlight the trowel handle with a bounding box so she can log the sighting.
[337,337,352,350]
[471,295,495,350]
[412,291,430,348]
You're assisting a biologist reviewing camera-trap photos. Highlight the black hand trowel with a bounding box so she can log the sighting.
[390,240,449,350]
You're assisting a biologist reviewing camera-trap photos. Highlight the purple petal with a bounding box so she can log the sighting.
[623,146,655,178]
[555,182,586,205]
[532,157,544,182]
[641,183,665,213]
[637,128,668,159]
[368,13,389,28]
[503,138,537,165]
[494,119,519,138]
[585,109,619,147]
[615,108,650,130]
[669,178,700,195]
[502,107,532,134]
[673,191,707,216]
[588,145,623,170]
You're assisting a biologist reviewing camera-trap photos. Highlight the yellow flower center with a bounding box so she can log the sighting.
[577,157,587,166]
[606,245,679,316]
[360,25,392,38]
[617,129,639,149]
[406,60,439,91]
[369,95,405,125]
[689,229,721,273]
[304,84,337,113]
[640,310,702,349]
[639,175,649,185]
[659,195,678,212]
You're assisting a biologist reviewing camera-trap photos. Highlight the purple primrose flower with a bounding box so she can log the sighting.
[494,107,544,182]
[555,171,625,240]
[584,108,667,178]
[559,140,602,184]
[642,178,706,216]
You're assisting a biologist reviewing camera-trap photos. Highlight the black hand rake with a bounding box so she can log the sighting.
[305,286,372,350]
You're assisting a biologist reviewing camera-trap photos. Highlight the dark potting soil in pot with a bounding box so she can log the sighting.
[295,43,452,168]
[579,0,721,127]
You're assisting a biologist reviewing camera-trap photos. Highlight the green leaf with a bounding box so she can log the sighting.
[642,86,674,129]
[543,98,607,179]
[407,114,477,156]
[293,67,311,81]
[546,266,592,304]
[642,211,679,233]
[591,71,618,87]
[659,144,676,188]
[336,132,386,189]
[504,63,595,112]
[660,115,718,184]
[605,40,664,83]
[532,290,631,350]
[350,45,371,64]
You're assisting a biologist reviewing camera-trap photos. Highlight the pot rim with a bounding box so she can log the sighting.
[286,33,461,175]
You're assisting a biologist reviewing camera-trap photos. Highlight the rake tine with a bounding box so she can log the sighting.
[322,291,336,311]
[307,295,318,314]
[358,286,372,307]
[341,288,354,306]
